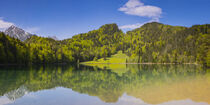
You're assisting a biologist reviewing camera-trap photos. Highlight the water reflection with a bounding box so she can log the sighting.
[0,64,209,105]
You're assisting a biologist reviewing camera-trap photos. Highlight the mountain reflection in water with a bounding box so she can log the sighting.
[0,64,209,105]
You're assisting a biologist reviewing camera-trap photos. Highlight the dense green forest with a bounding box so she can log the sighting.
[0,22,209,66]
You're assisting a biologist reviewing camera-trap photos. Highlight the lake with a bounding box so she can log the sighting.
[0,64,209,105]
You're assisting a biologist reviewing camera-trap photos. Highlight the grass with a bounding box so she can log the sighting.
[82,51,128,64]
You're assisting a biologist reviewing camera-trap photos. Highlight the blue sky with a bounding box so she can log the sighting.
[0,0,210,39]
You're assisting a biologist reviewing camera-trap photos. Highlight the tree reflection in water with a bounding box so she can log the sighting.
[0,64,209,104]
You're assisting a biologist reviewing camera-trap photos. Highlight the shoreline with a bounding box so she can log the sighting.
[0,63,199,66]
[81,62,198,65]
[0,63,70,66]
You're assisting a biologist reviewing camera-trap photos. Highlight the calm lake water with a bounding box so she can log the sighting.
[0,64,209,105]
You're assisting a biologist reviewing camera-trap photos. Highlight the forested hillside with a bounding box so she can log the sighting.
[0,22,209,66]
[0,32,30,64]
[123,22,210,66]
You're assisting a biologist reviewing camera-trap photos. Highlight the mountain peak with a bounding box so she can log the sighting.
[9,25,16,28]
[141,22,163,27]
[5,25,32,41]
[99,23,120,35]
[7,25,24,32]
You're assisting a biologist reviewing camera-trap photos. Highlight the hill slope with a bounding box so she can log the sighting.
[122,22,210,66]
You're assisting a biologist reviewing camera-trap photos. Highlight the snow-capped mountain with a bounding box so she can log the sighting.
[4,25,32,41]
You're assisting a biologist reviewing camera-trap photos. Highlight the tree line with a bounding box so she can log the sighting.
[0,22,209,66]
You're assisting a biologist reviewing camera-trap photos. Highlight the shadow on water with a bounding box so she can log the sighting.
[0,64,209,104]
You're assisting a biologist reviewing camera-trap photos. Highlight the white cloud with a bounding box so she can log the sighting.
[119,0,162,30]
[0,19,14,31]
[120,19,158,30]
[123,0,144,8]
[119,0,162,19]
[25,27,39,33]
[0,96,13,105]
[0,18,39,33]
[120,23,144,29]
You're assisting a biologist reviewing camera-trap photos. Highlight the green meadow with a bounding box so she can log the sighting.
[83,51,128,64]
